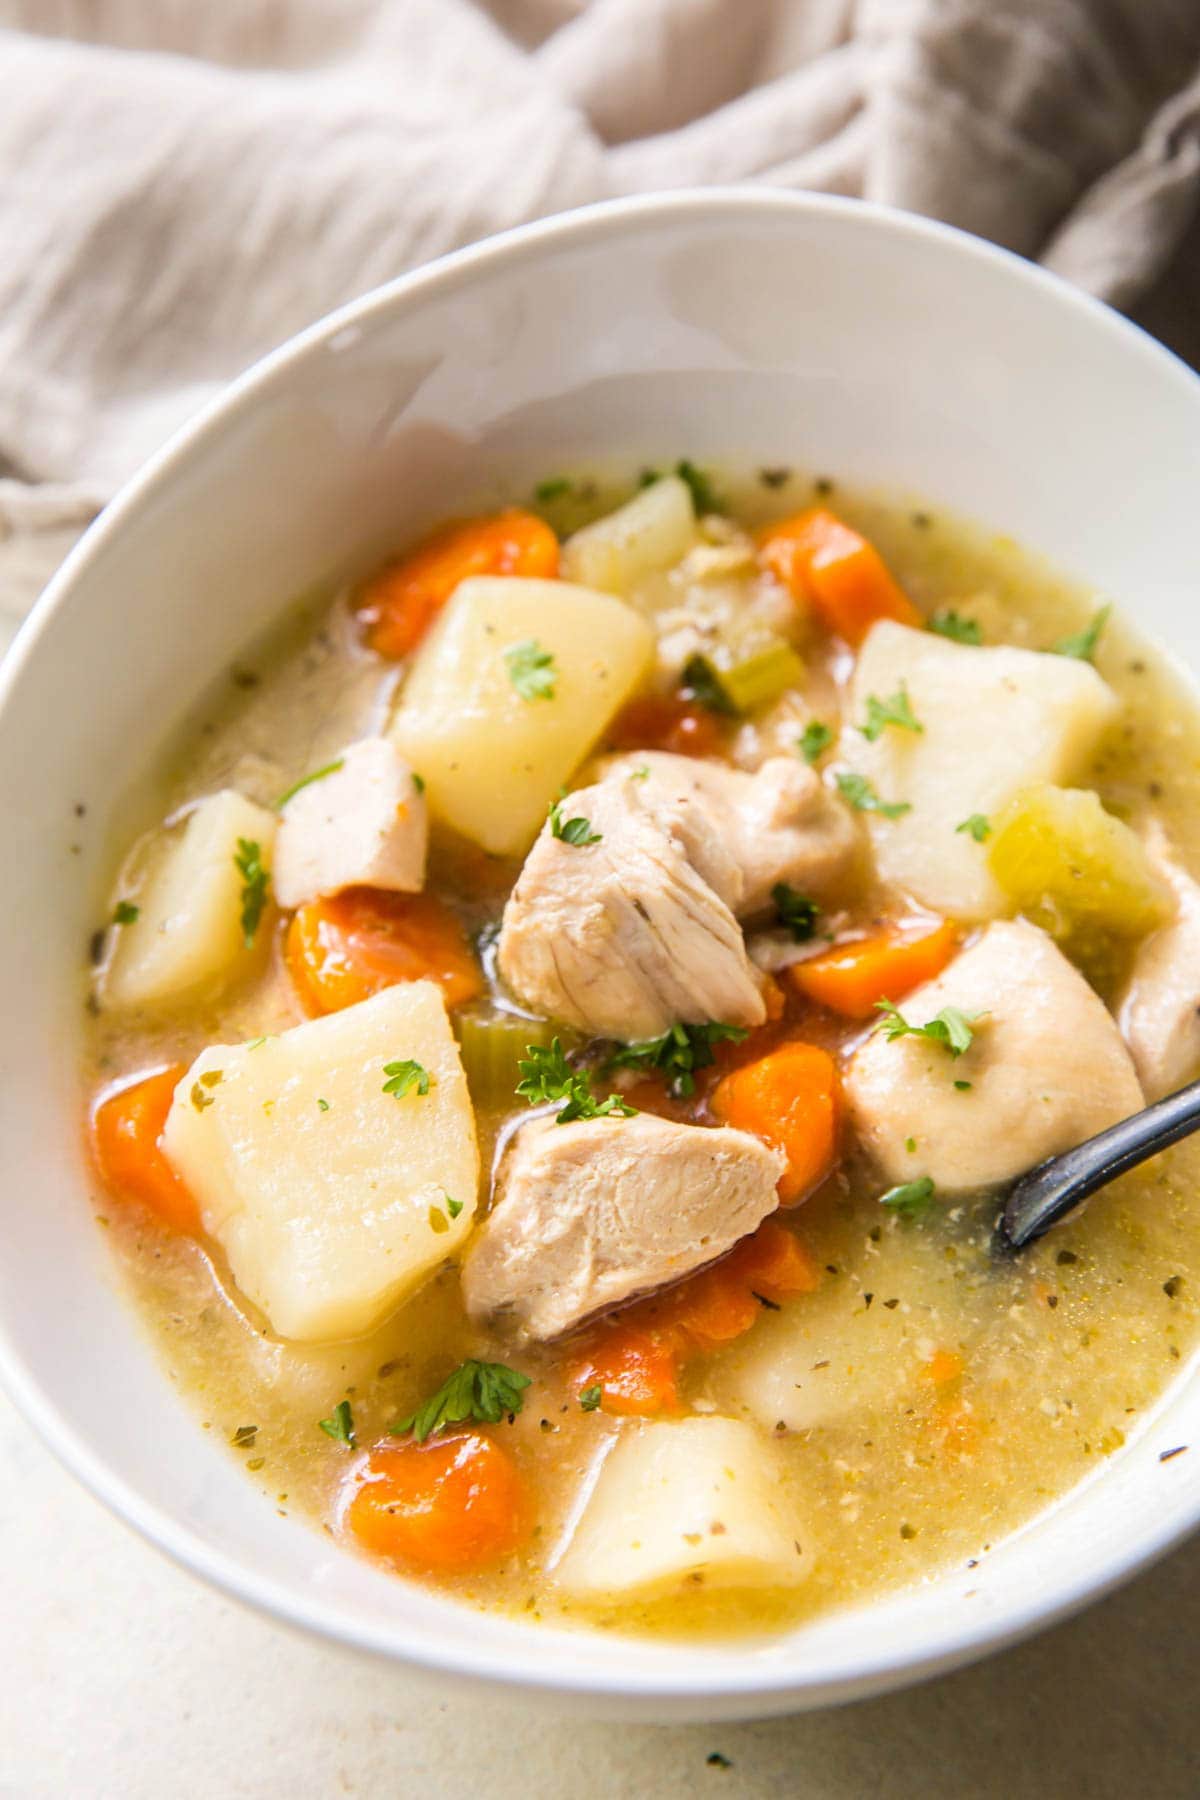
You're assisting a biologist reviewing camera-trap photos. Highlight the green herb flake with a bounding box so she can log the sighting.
[445,1193,464,1219]
[904,1135,917,1154]
[860,684,922,743]
[1053,604,1110,662]
[382,1059,431,1100]
[706,1753,733,1770]
[318,1399,356,1448]
[275,758,345,810]
[112,900,140,925]
[681,653,736,716]
[534,476,571,503]
[605,1021,747,1098]
[954,1079,973,1091]
[929,610,982,645]
[190,1077,219,1112]
[246,1035,269,1051]
[772,883,819,943]
[231,1424,258,1449]
[835,772,911,819]
[880,1176,936,1218]
[875,1001,984,1058]
[798,721,833,764]
[391,1359,531,1442]
[316,1097,330,1112]
[675,459,718,516]
[234,837,270,947]
[412,772,426,794]
[505,638,557,702]
[517,1037,638,1123]
[579,1384,603,1412]
[955,813,991,842]
[548,797,602,846]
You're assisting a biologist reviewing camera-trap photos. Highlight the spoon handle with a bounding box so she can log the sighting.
[998,1076,1200,1251]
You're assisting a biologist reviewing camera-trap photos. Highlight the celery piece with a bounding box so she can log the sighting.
[685,634,805,716]
[456,1010,563,1109]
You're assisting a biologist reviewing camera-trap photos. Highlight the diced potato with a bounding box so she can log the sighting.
[841,622,1120,918]
[273,736,427,909]
[560,475,696,596]
[389,577,654,856]
[162,981,479,1342]
[989,784,1173,950]
[104,790,277,1009]
[553,1417,809,1600]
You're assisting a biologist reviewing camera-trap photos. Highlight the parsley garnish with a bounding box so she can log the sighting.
[391,1359,531,1442]
[682,653,736,716]
[517,1037,637,1122]
[875,1001,984,1058]
[412,771,425,794]
[445,1193,464,1219]
[275,758,344,810]
[579,1385,602,1412]
[534,476,571,502]
[880,1176,935,1218]
[954,1079,973,1091]
[605,1021,748,1098]
[318,1399,356,1448]
[798,721,833,764]
[860,685,922,742]
[1053,604,1110,662]
[231,1424,258,1448]
[955,813,991,842]
[674,459,718,515]
[772,883,819,942]
[112,900,139,925]
[929,610,982,645]
[316,1097,330,1112]
[835,772,911,818]
[548,796,601,846]
[505,638,557,701]
[382,1059,431,1099]
[234,838,269,947]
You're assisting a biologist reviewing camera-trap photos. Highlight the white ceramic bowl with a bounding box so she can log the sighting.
[3,190,1200,1722]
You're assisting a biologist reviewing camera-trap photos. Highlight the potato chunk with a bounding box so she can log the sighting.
[273,736,427,909]
[105,790,276,1009]
[162,981,479,1341]
[389,577,654,856]
[553,1417,808,1601]
[841,622,1119,918]
[560,475,696,596]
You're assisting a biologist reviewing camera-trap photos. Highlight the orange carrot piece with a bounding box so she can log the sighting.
[787,919,958,1020]
[757,508,921,646]
[346,1430,530,1571]
[710,1042,840,1205]
[355,510,560,659]
[285,886,482,1016]
[570,1325,683,1416]
[923,1348,965,1387]
[90,1065,199,1235]
[607,694,724,759]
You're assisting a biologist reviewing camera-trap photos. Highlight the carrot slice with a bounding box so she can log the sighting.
[346,1430,529,1571]
[607,694,724,759]
[648,1222,820,1351]
[90,1065,199,1234]
[710,1042,839,1205]
[923,1348,965,1387]
[355,510,560,659]
[787,919,957,1019]
[285,887,482,1015]
[570,1325,683,1417]
[757,508,921,646]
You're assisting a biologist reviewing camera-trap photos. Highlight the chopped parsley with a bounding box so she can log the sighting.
[682,653,736,715]
[548,796,601,846]
[880,1176,936,1218]
[955,813,991,842]
[275,758,344,809]
[112,900,140,925]
[445,1193,464,1219]
[674,459,719,515]
[505,638,557,701]
[316,1097,330,1112]
[412,771,426,794]
[234,837,270,947]
[605,1021,748,1097]
[772,882,819,942]
[382,1059,431,1100]
[231,1424,258,1449]
[190,1070,222,1112]
[516,1037,637,1122]
[1053,604,1110,662]
[875,1001,984,1058]
[929,610,982,645]
[797,720,833,764]
[579,1385,602,1412]
[954,1079,973,1091]
[835,772,911,819]
[860,684,922,742]
[534,476,571,502]
[318,1399,356,1448]
[391,1359,531,1442]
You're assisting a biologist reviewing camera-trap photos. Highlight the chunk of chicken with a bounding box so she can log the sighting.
[602,751,858,915]
[497,774,766,1039]
[1118,824,1200,1100]
[461,1113,785,1342]
[845,919,1143,1193]
[273,737,427,909]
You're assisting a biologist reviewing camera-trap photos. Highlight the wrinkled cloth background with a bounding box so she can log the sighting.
[3,0,1200,625]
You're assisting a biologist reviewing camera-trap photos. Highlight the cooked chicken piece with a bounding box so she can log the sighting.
[602,751,858,915]
[1118,824,1200,1100]
[845,919,1143,1193]
[461,1113,785,1342]
[497,774,766,1039]
[273,736,427,910]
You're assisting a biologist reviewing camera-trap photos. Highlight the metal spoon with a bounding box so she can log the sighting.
[995,1076,1200,1253]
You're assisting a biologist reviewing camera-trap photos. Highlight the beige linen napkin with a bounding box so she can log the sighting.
[2,0,1200,628]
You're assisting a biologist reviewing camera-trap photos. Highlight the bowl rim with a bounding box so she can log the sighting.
[4,184,1200,1711]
